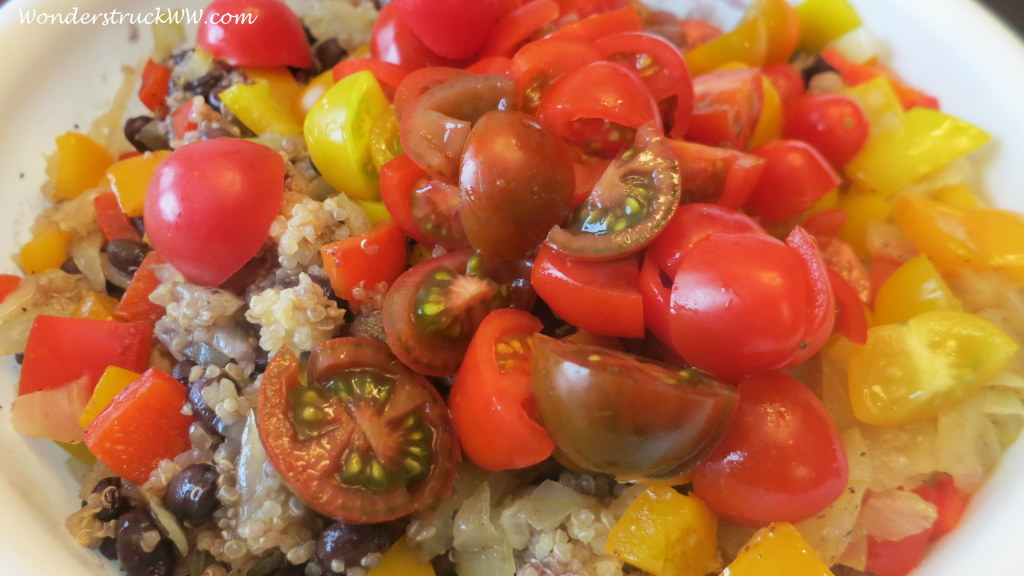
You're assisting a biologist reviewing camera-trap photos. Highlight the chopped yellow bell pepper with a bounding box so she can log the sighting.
[296,70,336,120]
[72,291,120,320]
[367,537,435,576]
[848,310,1017,427]
[49,132,115,201]
[894,193,1024,284]
[873,254,962,325]
[242,66,303,117]
[750,75,782,148]
[106,150,172,217]
[836,189,891,260]
[606,486,720,576]
[796,0,862,54]
[845,108,989,196]
[221,80,304,137]
[686,17,768,76]
[20,227,72,274]
[79,366,142,429]
[930,183,980,208]
[720,522,835,576]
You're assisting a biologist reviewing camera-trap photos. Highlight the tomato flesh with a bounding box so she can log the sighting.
[257,338,460,523]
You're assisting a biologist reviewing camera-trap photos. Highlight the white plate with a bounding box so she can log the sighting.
[1,0,1023,574]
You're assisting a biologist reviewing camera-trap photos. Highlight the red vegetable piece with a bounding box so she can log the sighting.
[0,274,21,304]
[686,67,764,150]
[84,368,193,484]
[744,139,841,225]
[666,138,765,209]
[321,221,408,303]
[94,191,143,243]
[397,0,499,60]
[138,59,171,118]
[114,251,168,325]
[197,0,311,68]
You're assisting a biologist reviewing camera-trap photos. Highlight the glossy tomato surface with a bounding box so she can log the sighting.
[197,0,311,68]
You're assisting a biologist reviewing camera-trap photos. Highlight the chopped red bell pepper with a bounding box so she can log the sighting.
[821,48,940,111]
[18,315,152,396]
[114,251,167,324]
[139,59,172,118]
[321,220,408,303]
[0,274,20,304]
[84,367,193,484]
[94,191,143,243]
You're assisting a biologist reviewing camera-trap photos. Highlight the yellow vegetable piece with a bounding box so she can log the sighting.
[106,150,172,217]
[304,70,390,201]
[50,132,115,200]
[796,0,862,54]
[221,81,304,137]
[79,366,143,429]
[356,200,392,225]
[894,193,1024,284]
[720,522,835,576]
[56,441,97,466]
[72,291,120,320]
[836,189,891,260]
[841,76,903,134]
[848,310,1018,427]
[296,69,336,119]
[873,254,961,325]
[845,108,989,196]
[686,17,768,76]
[242,66,303,115]
[930,183,980,208]
[20,227,72,274]
[749,75,782,148]
[367,537,435,576]
[606,486,720,576]
[369,104,402,171]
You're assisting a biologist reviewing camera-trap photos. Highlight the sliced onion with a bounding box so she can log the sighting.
[520,480,597,531]
[453,545,516,576]
[71,231,106,292]
[828,26,886,65]
[859,489,936,542]
[143,491,189,556]
[101,253,135,290]
[452,482,504,551]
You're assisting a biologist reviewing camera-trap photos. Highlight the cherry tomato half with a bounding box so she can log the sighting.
[530,334,737,480]
[144,138,284,287]
[448,309,554,471]
[692,371,848,526]
[197,0,311,68]
[459,110,575,261]
[743,139,841,225]
[397,0,499,60]
[257,338,460,523]
[686,67,764,150]
[371,2,451,70]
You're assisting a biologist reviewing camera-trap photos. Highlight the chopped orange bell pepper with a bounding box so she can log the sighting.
[106,150,172,218]
[20,227,72,274]
[50,132,115,201]
[720,522,835,575]
[367,537,435,576]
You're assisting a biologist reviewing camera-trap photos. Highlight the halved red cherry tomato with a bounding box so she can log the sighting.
[459,110,575,261]
[532,243,644,338]
[762,62,804,103]
[536,60,662,157]
[257,337,460,523]
[594,32,694,137]
[530,334,737,480]
[379,153,469,250]
[546,124,680,260]
[687,67,764,150]
[666,139,765,209]
[371,2,452,69]
[400,73,518,180]
[479,0,561,59]
[397,0,499,60]
[449,309,554,470]
[692,371,848,526]
[383,250,533,376]
[669,225,834,381]
[511,37,601,113]
[827,266,868,344]
[743,139,840,225]
[546,6,643,43]
[197,0,311,68]
[144,138,285,287]
[321,221,408,303]
[782,93,869,169]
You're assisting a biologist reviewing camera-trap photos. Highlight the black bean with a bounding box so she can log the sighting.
[171,359,197,385]
[253,348,270,375]
[801,54,839,86]
[115,509,176,576]
[124,116,153,152]
[188,376,225,436]
[373,0,392,8]
[124,115,169,153]
[98,536,118,560]
[106,238,151,277]
[185,61,232,108]
[130,217,146,237]
[314,38,347,71]
[274,564,308,576]
[60,257,81,275]
[14,353,23,365]
[431,552,457,576]
[163,463,219,525]
[92,477,129,523]
[315,522,392,576]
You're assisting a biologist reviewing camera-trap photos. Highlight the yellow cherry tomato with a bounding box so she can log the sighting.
[873,254,962,325]
[369,104,402,171]
[304,69,390,201]
[720,522,835,576]
[606,487,720,576]
[750,74,782,148]
[296,69,335,119]
[848,310,1017,427]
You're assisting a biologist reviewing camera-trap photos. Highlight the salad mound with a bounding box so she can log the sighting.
[3,0,1024,576]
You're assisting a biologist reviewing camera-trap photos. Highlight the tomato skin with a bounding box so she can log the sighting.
[397,0,499,60]
[197,0,311,68]
[743,139,841,225]
[480,0,561,59]
[532,244,644,338]
[530,334,737,480]
[257,338,460,523]
[782,93,869,168]
[379,153,468,249]
[459,110,575,261]
[536,61,662,157]
[320,221,408,303]
[762,62,804,103]
[144,138,284,287]
[449,309,554,470]
[686,67,764,150]
[511,37,601,113]
[865,528,933,576]
[666,138,765,209]
[371,2,451,69]
[692,371,848,526]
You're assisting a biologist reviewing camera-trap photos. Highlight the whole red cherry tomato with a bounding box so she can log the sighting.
[197,0,311,68]
[743,139,841,224]
[692,371,848,526]
[144,139,284,287]
[782,93,870,168]
[396,0,499,60]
